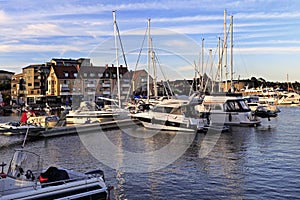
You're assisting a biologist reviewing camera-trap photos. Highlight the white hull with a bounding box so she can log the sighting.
[66,111,117,124]
[140,120,197,132]
[206,111,261,127]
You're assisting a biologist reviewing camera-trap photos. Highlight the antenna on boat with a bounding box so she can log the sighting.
[22,127,30,148]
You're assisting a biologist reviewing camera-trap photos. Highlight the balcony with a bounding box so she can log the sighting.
[122,90,129,95]
[60,92,71,96]
[61,84,69,88]
[102,83,110,87]
[122,84,131,88]
[87,84,95,88]
[103,91,111,95]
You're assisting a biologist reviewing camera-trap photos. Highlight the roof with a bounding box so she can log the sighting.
[52,66,78,79]
[132,69,147,80]
[0,70,15,75]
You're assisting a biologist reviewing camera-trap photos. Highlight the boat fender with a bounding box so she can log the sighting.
[247,112,256,121]
[151,117,155,124]
[229,113,232,122]
[107,185,114,200]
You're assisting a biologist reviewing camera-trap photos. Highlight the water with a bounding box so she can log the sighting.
[1,107,300,199]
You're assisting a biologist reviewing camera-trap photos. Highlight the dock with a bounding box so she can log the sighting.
[40,118,142,138]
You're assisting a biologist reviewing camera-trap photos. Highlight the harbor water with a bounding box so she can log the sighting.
[0,106,300,199]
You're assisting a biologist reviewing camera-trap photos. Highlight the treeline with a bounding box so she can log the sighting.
[249,77,300,91]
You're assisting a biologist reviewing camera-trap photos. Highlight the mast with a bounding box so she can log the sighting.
[113,10,121,108]
[218,37,222,92]
[209,49,213,93]
[151,38,158,97]
[224,10,228,92]
[201,38,204,92]
[230,15,233,91]
[147,18,151,102]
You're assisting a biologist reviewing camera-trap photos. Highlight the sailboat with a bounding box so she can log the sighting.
[196,11,261,127]
[130,20,211,132]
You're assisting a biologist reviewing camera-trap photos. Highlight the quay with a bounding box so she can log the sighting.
[40,118,142,138]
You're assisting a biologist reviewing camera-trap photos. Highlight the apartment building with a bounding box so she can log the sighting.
[11,73,25,105]
[22,64,50,104]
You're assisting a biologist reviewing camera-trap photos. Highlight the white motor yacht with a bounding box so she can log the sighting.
[65,101,117,124]
[197,93,261,126]
[277,92,300,105]
[131,99,208,132]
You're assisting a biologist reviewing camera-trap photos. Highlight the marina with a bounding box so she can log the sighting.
[0,106,299,199]
[0,3,299,199]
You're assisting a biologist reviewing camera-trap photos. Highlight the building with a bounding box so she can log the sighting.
[46,65,78,105]
[0,70,14,84]
[22,64,50,105]
[0,70,15,104]
[132,69,153,97]
[11,73,25,105]
[76,64,130,107]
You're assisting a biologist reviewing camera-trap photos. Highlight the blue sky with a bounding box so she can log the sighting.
[0,0,300,82]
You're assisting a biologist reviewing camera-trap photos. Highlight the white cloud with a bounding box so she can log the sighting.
[21,23,64,36]
[0,44,80,53]
[236,46,300,54]
[0,10,10,24]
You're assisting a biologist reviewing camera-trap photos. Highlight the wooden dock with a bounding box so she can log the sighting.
[39,118,142,138]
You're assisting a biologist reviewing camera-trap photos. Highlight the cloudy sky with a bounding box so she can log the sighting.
[0,0,300,81]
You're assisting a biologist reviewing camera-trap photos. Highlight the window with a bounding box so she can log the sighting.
[84,73,87,77]
[90,73,95,77]
[74,73,78,78]
[64,72,69,77]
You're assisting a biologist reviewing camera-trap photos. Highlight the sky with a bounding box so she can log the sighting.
[0,0,300,82]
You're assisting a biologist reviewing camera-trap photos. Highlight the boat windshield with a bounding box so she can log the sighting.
[224,100,251,112]
[7,150,42,181]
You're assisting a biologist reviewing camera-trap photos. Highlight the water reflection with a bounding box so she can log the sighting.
[0,106,299,199]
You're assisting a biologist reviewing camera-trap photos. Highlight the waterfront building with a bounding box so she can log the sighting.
[22,64,50,105]
[8,57,154,107]
[75,64,130,107]
[0,70,14,105]
[10,73,25,105]
[0,69,14,84]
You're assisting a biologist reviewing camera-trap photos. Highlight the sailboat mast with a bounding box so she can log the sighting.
[230,15,233,91]
[147,18,151,102]
[113,11,121,108]
[209,49,213,93]
[218,37,222,92]
[152,44,158,97]
[201,38,204,92]
[224,9,228,92]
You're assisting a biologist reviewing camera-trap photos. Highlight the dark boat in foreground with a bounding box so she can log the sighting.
[0,149,112,200]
